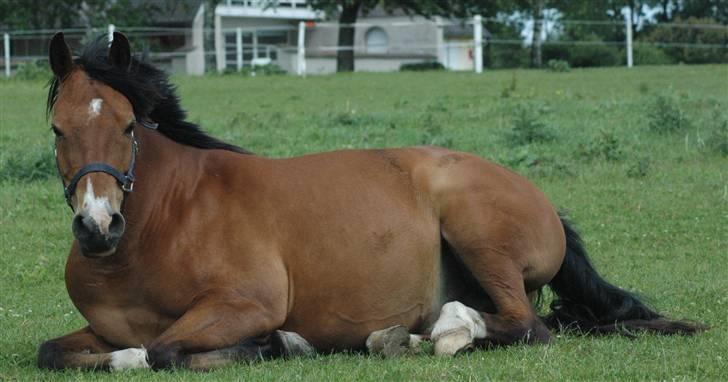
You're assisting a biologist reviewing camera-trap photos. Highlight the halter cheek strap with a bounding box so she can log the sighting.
[56,133,138,209]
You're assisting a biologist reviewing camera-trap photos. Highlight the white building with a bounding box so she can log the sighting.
[213,0,485,74]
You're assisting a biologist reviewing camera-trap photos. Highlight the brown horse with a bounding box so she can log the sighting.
[39,32,703,371]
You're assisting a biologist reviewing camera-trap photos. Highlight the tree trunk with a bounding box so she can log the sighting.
[630,1,640,37]
[336,1,361,72]
[658,0,671,21]
[530,0,544,68]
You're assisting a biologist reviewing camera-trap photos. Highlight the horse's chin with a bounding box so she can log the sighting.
[80,247,117,258]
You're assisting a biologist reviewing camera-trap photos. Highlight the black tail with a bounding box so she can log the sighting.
[543,215,705,336]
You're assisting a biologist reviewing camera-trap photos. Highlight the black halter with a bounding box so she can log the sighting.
[56,132,139,210]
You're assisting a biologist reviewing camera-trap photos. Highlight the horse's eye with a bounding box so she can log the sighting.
[51,125,63,138]
[124,123,135,136]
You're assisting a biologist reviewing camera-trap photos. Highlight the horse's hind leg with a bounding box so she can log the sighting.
[430,301,487,355]
[440,215,552,347]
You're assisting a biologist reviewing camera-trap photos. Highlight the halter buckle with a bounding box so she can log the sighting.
[121,179,134,193]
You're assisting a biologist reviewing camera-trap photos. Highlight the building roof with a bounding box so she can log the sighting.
[444,22,492,39]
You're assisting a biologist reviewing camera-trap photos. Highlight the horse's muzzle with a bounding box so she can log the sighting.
[72,212,125,257]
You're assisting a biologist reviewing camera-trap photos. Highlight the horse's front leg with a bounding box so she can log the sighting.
[145,292,287,370]
[183,331,315,370]
[38,326,119,370]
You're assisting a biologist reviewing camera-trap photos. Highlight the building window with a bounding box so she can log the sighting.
[365,27,388,53]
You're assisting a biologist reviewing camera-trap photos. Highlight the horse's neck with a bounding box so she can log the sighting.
[122,127,201,244]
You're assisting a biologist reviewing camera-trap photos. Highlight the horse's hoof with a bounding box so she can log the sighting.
[366,325,411,358]
[433,328,473,356]
[271,330,316,358]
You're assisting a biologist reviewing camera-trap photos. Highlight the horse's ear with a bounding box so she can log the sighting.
[109,32,131,70]
[49,32,73,78]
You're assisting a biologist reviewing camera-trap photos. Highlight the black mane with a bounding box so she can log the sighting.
[47,36,250,154]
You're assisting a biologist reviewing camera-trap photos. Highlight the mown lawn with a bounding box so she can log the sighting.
[1,65,726,380]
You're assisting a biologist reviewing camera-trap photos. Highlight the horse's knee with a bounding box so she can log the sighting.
[37,340,64,370]
[148,345,186,370]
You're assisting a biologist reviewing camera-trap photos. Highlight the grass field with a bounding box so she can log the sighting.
[1,65,726,380]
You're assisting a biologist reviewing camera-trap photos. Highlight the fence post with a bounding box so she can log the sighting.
[625,13,633,68]
[236,27,243,71]
[108,24,115,41]
[297,21,306,76]
[3,33,9,78]
[252,31,259,62]
[473,15,483,74]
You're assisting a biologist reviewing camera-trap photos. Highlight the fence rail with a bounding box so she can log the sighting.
[2,16,726,77]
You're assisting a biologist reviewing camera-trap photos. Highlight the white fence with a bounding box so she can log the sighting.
[2,15,726,77]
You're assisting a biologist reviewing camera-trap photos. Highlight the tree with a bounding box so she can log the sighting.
[0,0,82,30]
[653,0,728,23]
[530,0,545,67]
[305,0,500,72]
[498,0,552,67]
[0,0,160,30]
[555,0,655,40]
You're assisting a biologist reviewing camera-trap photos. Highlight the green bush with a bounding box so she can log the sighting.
[638,82,650,94]
[627,157,651,178]
[705,108,728,156]
[500,146,541,168]
[504,103,554,146]
[217,63,286,77]
[631,43,675,66]
[420,120,453,148]
[570,43,622,67]
[14,60,51,81]
[647,94,691,134]
[0,146,56,182]
[578,129,624,162]
[498,146,573,177]
[252,63,286,76]
[644,17,728,64]
[546,59,571,72]
[543,40,622,68]
[500,72,518,98]
[486,45,530,69]
[399,61,445,71]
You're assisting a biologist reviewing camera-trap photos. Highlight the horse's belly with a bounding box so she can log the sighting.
[283,284,440,351]
[282,231,443,351]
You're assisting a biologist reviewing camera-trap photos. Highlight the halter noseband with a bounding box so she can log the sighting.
[56,132,139,210]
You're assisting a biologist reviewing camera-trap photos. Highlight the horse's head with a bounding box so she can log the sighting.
[48,32,137,257]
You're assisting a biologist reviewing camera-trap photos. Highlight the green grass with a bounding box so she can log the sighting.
[1,65,727,380]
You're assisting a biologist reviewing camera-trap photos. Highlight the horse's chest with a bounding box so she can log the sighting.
[66,254,184,347]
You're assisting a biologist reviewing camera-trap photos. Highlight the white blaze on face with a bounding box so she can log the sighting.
[109,348,149,371]
[88,98,103,120]
[82,178,113,234]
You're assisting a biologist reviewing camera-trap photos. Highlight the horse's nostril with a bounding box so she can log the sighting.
[72,214,95,239]
[108,213,126,238]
